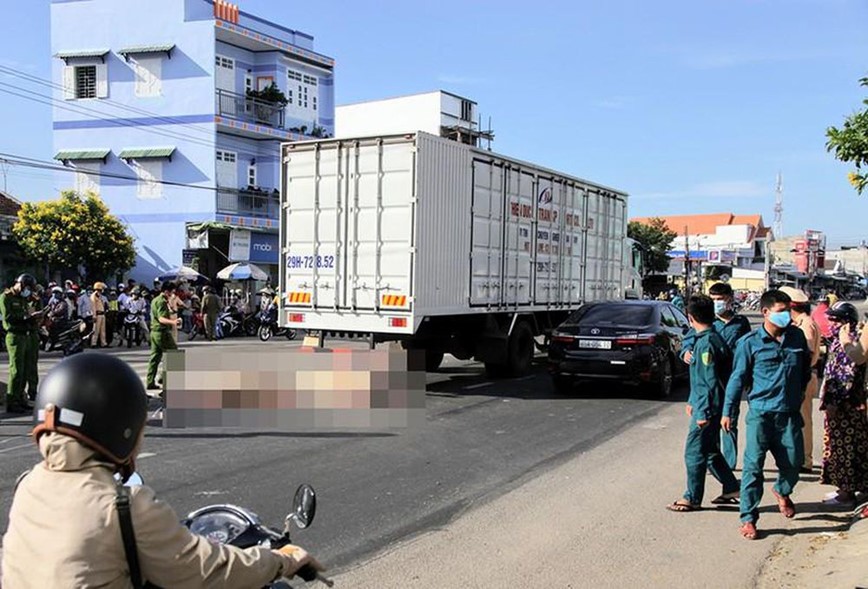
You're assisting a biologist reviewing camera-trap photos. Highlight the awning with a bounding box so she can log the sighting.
[118,147,176,160]
[54,149,111,162]
[54,49,110,64]
[118,44,175,59]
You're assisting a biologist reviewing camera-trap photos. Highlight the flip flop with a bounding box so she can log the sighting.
[711,492,740,505]
[666,501,701,512]
[740,521,758,540]
[772,490,796,518]
[822,495,855,507]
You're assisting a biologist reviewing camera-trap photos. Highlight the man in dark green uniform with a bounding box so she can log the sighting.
[25,284,46,401]
[146,281,181,391]
[668,296,739,511]
[1,274,38,413]
[681,282,752,468]
[723,289,811,540]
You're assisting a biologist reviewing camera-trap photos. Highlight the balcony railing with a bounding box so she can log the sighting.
[215,89,285,129]
[216,187,280,219]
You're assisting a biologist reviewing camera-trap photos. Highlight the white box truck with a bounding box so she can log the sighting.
[279,132,631,376]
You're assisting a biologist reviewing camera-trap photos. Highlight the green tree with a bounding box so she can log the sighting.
[12,190,136,283]
[628,217,677,276]
[826,75,868,195]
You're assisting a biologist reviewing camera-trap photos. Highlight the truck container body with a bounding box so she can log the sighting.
[279,132,629,374]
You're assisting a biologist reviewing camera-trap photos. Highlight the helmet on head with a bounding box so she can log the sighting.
[51,286,63,295]
[65,290,76,299]
[16,274,36,289]
[93,282,106,291]
[118,284,125,291]
[32,354,148,480]
[827,301,859,325]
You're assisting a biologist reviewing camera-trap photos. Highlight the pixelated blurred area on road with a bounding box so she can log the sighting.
[160,346,426,429]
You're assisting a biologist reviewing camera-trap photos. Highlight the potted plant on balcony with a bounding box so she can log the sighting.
[246,83,289,125]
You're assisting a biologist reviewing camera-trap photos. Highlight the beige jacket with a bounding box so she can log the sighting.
[2,433,299,588]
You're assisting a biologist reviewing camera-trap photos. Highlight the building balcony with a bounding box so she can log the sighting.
[216,186,280,220]
[216,88,285,129]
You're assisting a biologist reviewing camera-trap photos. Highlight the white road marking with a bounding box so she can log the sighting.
[0,442,34,455]
[464,382,493,390]
[137,452,157,459]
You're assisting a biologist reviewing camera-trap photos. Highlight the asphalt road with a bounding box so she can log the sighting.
[0,335,686,576]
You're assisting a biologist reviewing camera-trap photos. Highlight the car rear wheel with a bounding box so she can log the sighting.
[648,356,674,398]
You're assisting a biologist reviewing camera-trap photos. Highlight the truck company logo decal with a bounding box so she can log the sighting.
[288,292,312,304]
[538,187,553,204]
[381,295,407,306]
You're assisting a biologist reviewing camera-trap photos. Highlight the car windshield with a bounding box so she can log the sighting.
[567,305,654,327]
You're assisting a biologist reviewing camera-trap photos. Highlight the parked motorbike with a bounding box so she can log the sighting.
[39,316,89,356]
[124,311,146,348]
[120,473,332,588]
[216,306,247,339]
[187,311,207,341]
[258,303,297,342]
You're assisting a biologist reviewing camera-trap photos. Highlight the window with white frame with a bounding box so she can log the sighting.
[63,63,108,100]
[74,162,100,195]
[216,150,237,188]
[286,68,318,118]
[135,160,163,199]
[247,164,257,188]
[134,56,162,98]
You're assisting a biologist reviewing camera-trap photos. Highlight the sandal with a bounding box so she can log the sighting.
[740,521,758,540]
[711,492,740,505]
[666,500,701,512]
[772,490,796,518]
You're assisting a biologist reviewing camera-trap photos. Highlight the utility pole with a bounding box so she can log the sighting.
[774,172,784,239]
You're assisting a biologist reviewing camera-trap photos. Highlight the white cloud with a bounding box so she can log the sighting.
[634,180,770,200]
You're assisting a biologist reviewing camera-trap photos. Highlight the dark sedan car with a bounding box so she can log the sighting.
[547,300,690,397]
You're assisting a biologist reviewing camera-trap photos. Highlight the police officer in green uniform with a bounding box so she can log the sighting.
[1,274,38,413]
[25,284,46,401]
[668,296,739,511]
[146,280,181,390]
[681,282,752,469]
[723,289,811,540]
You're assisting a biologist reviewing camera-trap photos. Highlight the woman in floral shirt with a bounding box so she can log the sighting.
[820,302,868,506]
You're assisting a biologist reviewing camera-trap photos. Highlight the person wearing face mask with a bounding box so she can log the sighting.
[722,289,811,540]
[779,287,821,474]
[681,282,752,469]
[0,274,39,413]
[816,302,868,507]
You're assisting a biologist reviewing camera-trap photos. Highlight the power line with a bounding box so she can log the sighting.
[0,63,287,156]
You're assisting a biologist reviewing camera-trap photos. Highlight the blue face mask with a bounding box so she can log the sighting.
[769,310,791,328]
[21,288,31,298]
[713,300,729,316]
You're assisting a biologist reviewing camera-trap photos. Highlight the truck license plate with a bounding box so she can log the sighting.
[579,340,612,350]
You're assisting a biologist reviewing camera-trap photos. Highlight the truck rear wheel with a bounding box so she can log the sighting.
[484,321,535,378]
[507,322,535,377]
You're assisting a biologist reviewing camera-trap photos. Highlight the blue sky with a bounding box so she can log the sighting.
[1,0,867,246]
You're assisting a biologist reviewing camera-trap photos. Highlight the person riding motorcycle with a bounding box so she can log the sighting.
[1,354,324,587]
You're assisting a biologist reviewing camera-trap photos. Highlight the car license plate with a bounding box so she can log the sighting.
[579,339,612,350]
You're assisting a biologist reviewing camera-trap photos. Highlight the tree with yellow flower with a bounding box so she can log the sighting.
[12,190,135,282]
[826,76,868,195]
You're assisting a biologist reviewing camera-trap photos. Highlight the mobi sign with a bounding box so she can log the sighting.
[249,232,279,264]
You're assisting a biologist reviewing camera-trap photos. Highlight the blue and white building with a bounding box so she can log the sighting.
[50,0,335,282]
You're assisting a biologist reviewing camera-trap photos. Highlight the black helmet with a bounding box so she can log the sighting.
[32,354,148,480]
[827,301,859,325]
[16,273,36,289]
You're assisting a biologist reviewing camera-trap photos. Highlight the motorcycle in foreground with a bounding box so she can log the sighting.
[258,302,297,342]
[121,473,333,588]
[40,317,90,356]
[124,311,146,348]
[216,306,247,339]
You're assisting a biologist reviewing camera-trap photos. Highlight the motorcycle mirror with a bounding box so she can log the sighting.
[114,471,144,487]
[288,484,316,529]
